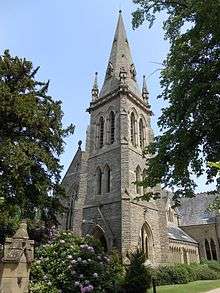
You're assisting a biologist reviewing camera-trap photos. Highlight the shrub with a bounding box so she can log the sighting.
[191,263,219,280]
[124,249,152,293]
[30,231,123,293]
[203,260,220,274]
[154,262,219,286]
[155,264,190,286]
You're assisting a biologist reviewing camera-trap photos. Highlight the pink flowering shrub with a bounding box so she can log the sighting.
[30,231,123,293]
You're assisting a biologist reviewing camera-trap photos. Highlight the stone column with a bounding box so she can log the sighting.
[0,221,34,293]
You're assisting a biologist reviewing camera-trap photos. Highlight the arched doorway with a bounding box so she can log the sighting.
[92,225,108,252]
[140,222,153,260]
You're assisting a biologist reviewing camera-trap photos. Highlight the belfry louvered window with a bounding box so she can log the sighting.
[110,111,115,144]
[99,117,104,148]
[139,118,144,148]
[130,112,135,146]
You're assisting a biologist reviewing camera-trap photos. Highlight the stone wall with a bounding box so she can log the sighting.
[181,224,220,260]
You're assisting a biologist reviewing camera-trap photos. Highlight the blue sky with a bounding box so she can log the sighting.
[0,0,214,192]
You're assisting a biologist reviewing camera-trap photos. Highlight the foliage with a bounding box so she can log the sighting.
[154,264,190,286]
[202,260,220,273]
[132,1,220,202]
[0,50,74,241]
[124,249,152,293]
[30,231,124,293]
[154,263,219,286]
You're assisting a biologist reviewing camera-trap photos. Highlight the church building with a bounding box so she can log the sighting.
[61,11,199,265]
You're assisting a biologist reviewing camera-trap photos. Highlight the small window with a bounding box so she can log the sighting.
[104,165,111,193]
[110,111,115,144]
[130,112,135,146]
[139,119,144,148]
[99,117,104,148]
[97,168,102,194]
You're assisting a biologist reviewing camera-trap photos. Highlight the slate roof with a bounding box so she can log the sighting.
[179,193,218,226]
[168,225,197,244]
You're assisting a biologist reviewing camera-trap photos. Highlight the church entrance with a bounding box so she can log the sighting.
[92,226,108,252]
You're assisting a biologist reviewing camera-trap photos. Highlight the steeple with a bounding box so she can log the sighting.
[99,11,141,98]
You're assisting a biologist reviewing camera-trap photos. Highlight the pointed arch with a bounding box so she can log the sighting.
[99,116,104,148]
[136,165,142,195]
[140,222,153,260]
[97,167,102,194]
[104,164,111,193]
[92,225,108,252]
[109,111,115,144]
[205,239,212,260]
[210,239,217,260]
[130,112,136,146]
[139,118,145,148]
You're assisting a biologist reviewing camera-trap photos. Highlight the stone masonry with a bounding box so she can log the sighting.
[62,11,199,266]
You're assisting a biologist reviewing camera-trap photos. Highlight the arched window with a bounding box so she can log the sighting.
[139,118,144,148]
[97,167,102,194]
[136,166,142,195]
[141,223,153,259]
[205,239,212,260]
[99,117,104,148]
[130,112,135,146]
[210,239,217,260]
[104,165,111,193]
[109,111,115,144]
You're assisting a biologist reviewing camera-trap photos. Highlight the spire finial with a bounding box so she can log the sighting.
[142,75,149,103]
[119,9,122,14]
[91,72,99,101]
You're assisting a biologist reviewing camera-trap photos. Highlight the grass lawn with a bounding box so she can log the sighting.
[149,280,220,293]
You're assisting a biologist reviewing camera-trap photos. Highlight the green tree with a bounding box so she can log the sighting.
[0,50,74,241]
[124,249,152,293]
[132,1,220,201]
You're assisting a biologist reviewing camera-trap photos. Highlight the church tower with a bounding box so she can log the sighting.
[62,11,200,265]
[82,11,169,263]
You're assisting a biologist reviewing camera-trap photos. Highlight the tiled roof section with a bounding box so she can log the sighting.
[99,11,141,98]
[168,225,197,244]
[179,193,218,226]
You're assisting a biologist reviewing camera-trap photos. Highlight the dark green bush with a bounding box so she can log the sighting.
[203,260,220,273]
[124,249,152,293]
[154,262,219,286]
[155,264,190,286]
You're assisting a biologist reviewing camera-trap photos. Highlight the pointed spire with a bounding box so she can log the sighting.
[91,72,99,101]
[142,75,149,104]
[99,11,141,98]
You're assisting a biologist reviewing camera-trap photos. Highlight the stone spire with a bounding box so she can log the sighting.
[142,75,149,103]
[99,11,141,98]
[91,72,99,101]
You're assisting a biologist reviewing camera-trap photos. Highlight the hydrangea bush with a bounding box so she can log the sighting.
[30,231,124,293]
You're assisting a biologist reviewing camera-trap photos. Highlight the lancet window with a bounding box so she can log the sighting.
[99,117,104,148]
[109,111,115,144]
[130,112,135,146]
[139,118,144,148]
